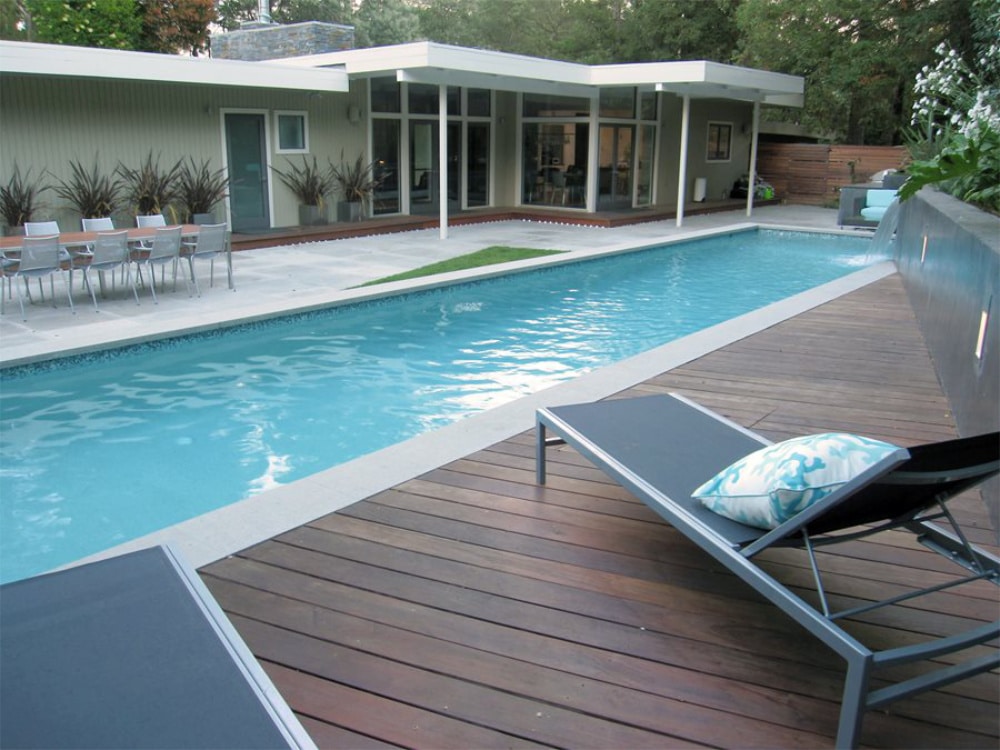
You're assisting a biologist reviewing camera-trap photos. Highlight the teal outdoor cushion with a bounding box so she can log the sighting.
[860,189,897,222]
[692,432,900,529]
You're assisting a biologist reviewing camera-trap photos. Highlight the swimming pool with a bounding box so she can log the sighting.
[0,229,874,582]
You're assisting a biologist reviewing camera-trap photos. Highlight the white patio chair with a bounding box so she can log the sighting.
[181,223,227,297]
[81,217,114,232]
[136,214,167,229]
[82,231,138,311]
[133,213,170,285]
[24,221,60,236]
[78,217,116,288]
[6,235,74,320]
[21,222,75,297]
[132,226,183,304]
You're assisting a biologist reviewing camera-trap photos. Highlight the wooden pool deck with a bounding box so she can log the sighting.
[200,273,999,749]
[228,199,771,251]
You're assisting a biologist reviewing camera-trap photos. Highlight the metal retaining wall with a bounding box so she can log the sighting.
[895,190,999,534]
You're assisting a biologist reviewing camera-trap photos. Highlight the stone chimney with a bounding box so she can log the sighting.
[211,22,355,62]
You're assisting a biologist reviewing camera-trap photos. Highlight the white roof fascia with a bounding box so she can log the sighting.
[0,40,349,92]
[275,42,591,85]
[269,42,805,106]
[598,60,803,107]
[396,69,597,99]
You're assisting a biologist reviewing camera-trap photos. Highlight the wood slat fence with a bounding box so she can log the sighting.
[758,144,908,207]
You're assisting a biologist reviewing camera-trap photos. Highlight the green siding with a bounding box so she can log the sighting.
[1,73,353,228]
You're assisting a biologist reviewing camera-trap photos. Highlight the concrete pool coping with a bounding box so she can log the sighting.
[53,223,893,574]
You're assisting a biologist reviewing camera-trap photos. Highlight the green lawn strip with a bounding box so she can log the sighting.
[356,246,566,287]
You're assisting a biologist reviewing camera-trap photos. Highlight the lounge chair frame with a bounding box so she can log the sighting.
[535,393,999,749]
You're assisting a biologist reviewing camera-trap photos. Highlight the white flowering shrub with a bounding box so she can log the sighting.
[902,41,1000,213]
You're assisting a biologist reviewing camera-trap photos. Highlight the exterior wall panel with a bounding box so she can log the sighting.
[1,73,352,229]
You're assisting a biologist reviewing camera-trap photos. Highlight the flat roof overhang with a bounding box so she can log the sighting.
[0,40,349,93]
[277,42,804,106]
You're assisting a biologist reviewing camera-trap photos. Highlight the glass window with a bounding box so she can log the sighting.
[447,86,460,116]
[599,87,635,118]
[468,89,491,117]
[522,122,588,208]
[370,76,400,113]
[408,83,439,115]
[523,93,590,118]
[372,119,400,214]
[275,112,307,153]
[707,122,732,161]
[467,123,490,207]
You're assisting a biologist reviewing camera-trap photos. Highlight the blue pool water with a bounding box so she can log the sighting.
[0,229,873,582]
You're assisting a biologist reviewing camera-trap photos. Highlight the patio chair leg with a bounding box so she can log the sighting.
[188,257,200,298]
[126,265,140,306]
[15,277,26,320]
[85,269,99,312]
[148,265,159,305]
[64,271,75,315]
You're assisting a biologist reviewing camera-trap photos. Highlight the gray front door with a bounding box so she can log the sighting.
[225,113,270,232]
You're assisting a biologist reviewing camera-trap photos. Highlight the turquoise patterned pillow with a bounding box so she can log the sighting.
[692,433,899,529]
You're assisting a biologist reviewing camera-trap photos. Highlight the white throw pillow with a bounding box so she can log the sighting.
[692,432,899,529]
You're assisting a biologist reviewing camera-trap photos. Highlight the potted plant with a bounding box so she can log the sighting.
[176,157,229,224]
[116,150,182,220]
[51,156,122,220]
[1,164,48,236]
[271,155,336,226]
[331,152,382,222]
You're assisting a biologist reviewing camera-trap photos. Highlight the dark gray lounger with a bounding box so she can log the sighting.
[0,545,314,750]
[536,392,999,749]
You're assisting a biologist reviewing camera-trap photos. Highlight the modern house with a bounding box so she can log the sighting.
[0,27,804,237]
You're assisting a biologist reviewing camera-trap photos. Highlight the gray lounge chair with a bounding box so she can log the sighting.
[0,545,314,749]
[536,392,999,749]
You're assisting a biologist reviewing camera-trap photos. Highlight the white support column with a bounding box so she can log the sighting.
[586,93,600,213]
[675,94,691,228]
[746,100,761,217]
[439,83,448,240]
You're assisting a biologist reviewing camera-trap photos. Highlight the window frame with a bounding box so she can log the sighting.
[274,110,309,154]
[706,121,733,162]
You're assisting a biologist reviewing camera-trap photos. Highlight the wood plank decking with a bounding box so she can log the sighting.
[200,274,999,749]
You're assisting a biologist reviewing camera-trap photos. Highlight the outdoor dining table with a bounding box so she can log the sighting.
[0,225,235,291]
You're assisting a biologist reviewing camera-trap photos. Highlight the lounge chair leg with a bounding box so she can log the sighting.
[835,656,871,749]
[536,422,548,484]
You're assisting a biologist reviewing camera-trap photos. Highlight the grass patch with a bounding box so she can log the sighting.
[357,246,566,287]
